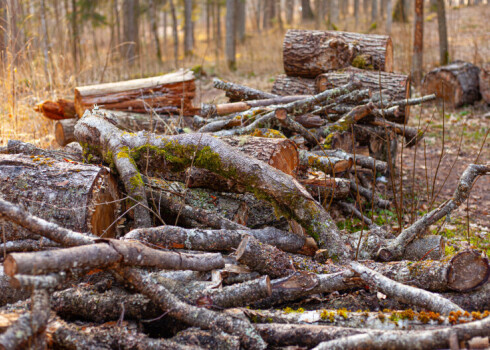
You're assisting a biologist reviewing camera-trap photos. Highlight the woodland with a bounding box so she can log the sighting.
[0,0,489,349]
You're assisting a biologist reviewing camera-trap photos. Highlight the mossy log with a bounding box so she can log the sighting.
[283,29,393,78]
[33,98,77,120]
[0,153,119,240]
[75,110,352,259]
[422,61,481,108]
[74,69,197,117]
[271,74,317,96]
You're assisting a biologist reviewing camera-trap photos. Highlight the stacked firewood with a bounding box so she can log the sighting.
[1,30,487,349]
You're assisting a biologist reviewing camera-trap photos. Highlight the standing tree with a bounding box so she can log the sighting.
[436,0,448,65]
[412,0,423,85]
[236,0,246,42]
[371,0,378,23]
[354,0,360,27]
[330,0,339,28]
[386,0,393,34]
[122,0,139,65]
[301,0,314,22]
[149,0,162,60]
[169,0,179,67]
[393,0,407,22]
[71,0,79,72]
[225,0,236,70]
[184,0,193,56]
[285,0,294,24]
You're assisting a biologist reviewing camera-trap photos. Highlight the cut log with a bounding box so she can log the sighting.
[422,61,481,108]
[0,154,119,240]
[311,149,388,174]
[55,110,176,146]
[33,99,77,120]
[479,62,490,104]
[271,75,317,96]
[283,29,393,78]
[298,150,353,175]
[74,69,196,117]
[236,235,295,278]
[213,78,277,102]
[316,67,409,102]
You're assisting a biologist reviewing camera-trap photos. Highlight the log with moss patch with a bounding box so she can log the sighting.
[75,110,353,259]
[74,69,197,117]
[283,29,393,78]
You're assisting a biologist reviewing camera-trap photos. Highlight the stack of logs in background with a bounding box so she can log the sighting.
[0,29,488,349]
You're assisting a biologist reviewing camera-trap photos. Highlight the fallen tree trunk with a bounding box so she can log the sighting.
[213,78,277,102]
[283,29,393,78]
[422,61,481,108]
[75,110,353,259]
[271,75,317,96]
[0,153,120,240]
[34,98,77,120]
[74,69,197,116]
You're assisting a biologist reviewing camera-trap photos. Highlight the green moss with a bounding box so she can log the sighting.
[129,174,144,191]
[117,146,130,159]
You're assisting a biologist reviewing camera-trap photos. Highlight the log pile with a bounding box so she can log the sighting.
[11,29,489,349]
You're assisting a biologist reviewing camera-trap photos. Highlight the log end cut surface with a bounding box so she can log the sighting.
[447,250,490,292]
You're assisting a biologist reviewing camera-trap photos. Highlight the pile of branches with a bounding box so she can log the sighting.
[1,29,488,349]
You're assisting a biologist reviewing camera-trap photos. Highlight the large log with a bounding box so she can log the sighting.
[422,61,481,108]
[283,29,393,78]
[479,62,490,104]
[271,75,317,96]
[74,69,197,117]
[0,154,120,240]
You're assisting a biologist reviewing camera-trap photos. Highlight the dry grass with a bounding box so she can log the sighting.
[0,3,489,149]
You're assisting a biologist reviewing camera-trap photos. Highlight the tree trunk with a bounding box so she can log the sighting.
[371,0,378,22]
[184,0,193,55]
[354,0,360,27]
[436,0,448,65]
[411,0,423,85]
[283,29,394,78]
[225,0,237,70]
[74,70,196,116]
[393,0,407,22]
[71,0,78,72]
[122,0,139,65]
[169,0,179,67]
[286,0,294,23]
[422,61,481,108]
[386,0,393,34]
[301,0,315,21]
[330,0,339,27]
[149,0,161,60]
[0,154,120,240]
[236,0,246,43]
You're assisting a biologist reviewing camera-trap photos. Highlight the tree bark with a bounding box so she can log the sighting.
[225,0,237,70]
[74,70,196,116]
[236,0,246,42]
[422,61,481,108]
[283,29,394,78]
[122,0,139,65]
[411,0,424,85]
[480,62,490,104]
[184,0,193,55]
[0,154,119,240]
[436,0,448,65]
[271,74,317,96]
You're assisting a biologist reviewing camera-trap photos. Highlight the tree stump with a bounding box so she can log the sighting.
[283,29,393,78]
[0,154,120,240]
[422,61,481,108]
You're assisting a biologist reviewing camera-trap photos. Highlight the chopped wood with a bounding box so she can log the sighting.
[350,262,463,314]
[124,225,318,256]
[298,150,353,175]
[271,74,317,96]
[213,77,277,102]
[312,148,388,174]
[422,61,481,108]
[236,235,295,278]
[275,108,318,144]
[283,29,393,78]
[0,238,59,254]
[294,113,325,128]
[1,139,83,162]
[34,98,77,120]
[74,69,196,117]
[0,154,119,240]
